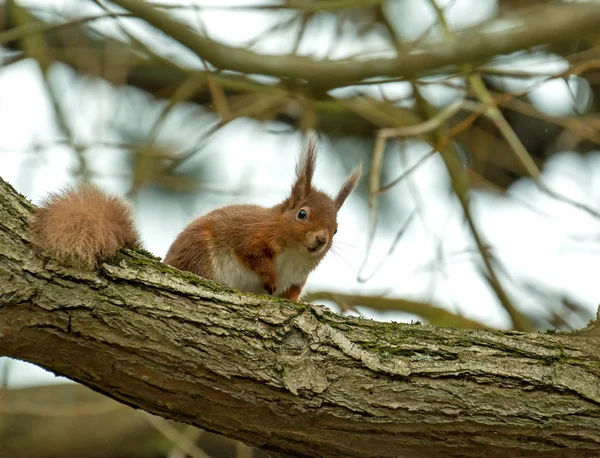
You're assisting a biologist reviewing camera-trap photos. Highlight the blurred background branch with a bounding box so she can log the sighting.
[0,382,269,458]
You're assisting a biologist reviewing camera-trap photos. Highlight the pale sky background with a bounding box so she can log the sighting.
[3,0,600,387]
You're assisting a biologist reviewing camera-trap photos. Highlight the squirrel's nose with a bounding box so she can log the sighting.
[315,234,328,247]
[307,232,329,254]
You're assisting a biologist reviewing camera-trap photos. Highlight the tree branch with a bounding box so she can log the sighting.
[109,1,600,87]
[1,174,600,457]
[303,291,487,329]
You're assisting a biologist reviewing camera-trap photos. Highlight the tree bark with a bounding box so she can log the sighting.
[1,175,600,458]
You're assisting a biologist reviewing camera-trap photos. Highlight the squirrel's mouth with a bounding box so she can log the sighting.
[306,234,329,254]
[306,243,326,254]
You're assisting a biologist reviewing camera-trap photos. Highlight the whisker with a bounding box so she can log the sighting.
[329,246,365,268]
[333,240,363,250]
[331,240,366,256]
[329,246,357,274]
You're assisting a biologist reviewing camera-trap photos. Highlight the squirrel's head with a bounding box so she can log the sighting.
[280,134,362,258]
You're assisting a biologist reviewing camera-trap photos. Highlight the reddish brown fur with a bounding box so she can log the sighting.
[164,135,362,300]
[289,135,317,207]
[281,282,305,301]
[30,184,142,269]
[164,204,285,291]
[335,165,362,210]
[275,190,338,251]
[29,135,361,301]
[163,217,216,278]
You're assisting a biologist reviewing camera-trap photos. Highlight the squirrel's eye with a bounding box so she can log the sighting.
[297,209,308,220]
[334,228,338,235]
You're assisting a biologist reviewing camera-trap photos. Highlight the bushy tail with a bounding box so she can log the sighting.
[30,184,142,269]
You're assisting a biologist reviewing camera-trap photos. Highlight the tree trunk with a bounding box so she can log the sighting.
[1,175,600,457]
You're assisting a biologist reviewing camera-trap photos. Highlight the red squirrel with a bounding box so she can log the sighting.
[30,136,362,301]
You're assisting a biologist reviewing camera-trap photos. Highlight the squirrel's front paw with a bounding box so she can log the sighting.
[263,278,277,295]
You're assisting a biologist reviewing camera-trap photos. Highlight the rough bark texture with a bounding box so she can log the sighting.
[1,175,600,458]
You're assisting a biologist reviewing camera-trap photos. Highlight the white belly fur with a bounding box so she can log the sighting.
[212,245,315,296]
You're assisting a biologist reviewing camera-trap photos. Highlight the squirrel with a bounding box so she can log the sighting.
[30,136,362,301]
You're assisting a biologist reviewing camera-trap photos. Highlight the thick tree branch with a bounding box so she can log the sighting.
[109,1,600,87]
[0,5,396,137]
[1,174,600,457]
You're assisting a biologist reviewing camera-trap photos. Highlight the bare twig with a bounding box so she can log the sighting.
[144,413,212,458]
[357,210,416,283]
[358,99,471,282]
[424,3,532,331]
[167,426,205,458]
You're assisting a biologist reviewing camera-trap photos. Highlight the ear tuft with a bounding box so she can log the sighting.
[289,133,318,208]
[335,162,362,210]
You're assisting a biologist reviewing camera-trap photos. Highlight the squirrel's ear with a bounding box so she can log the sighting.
[335,163,362,211]
[289,134,317,208]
